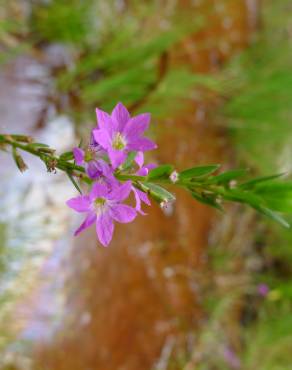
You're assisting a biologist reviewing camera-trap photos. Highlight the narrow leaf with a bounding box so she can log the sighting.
[180,164,220,180]
[222,189,263,205]
[60,151,75,161]
[67,172,82,194]
[223,189,290,228]
[148,164,174,180]
[30,142,50,148]
[254,181,292,195]
[239,173,285,189]
[11,135,33,143]
[252,204,290,228]
[12,147,28,172]
[142,182,175,203]
[209,169,248,185]
[121,151,137,171]
[37,147,56,154]
[191,191,223,211]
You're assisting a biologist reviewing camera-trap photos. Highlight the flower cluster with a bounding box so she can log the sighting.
[67,102,157,246]
[1,109,290,242]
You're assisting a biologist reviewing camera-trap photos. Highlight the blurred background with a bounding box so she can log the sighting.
[0,0,292,369]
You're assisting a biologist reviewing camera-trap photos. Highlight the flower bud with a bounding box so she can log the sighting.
[12,147,28,172]
[160,200,174,216]
[169,170,179,183]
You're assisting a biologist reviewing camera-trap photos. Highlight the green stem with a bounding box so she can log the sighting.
[0,134,86,175]
[0,134,226,201]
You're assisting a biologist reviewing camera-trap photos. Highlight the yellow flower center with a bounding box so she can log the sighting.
[95,197,106,206]
[94,197,107,215]
[84,149,94,162]
[112,132,126,150]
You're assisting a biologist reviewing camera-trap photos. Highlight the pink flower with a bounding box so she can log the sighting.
[257,283,269,297]
[66,181,136,246]
[92,102,157,169]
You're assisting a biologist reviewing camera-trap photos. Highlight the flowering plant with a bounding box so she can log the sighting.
[1,103,291,246]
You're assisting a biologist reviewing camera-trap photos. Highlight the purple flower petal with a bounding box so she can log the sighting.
[137,163,157,176]
[127,137,157,152]
[108,181,132,202]
[110,204,137,223]
[96,212,114,247]
[258,283,269,297]
[137,167,148,176]
[90,182,108,200]
[123,113,150,139]
[66,195,91,212]
[73,147,84,165]
[74,212,96,236]
[97,159,113,178]
[96,108,114,136]
[146,163,157,171]
[135,188,151,205]
[108,148,127,169]
[87,161,100,179]
[132,187,146,215]
[111,102,130,132]
[93,128,112,149]
[135,151,144,168]
[90,132,97,146]
[132,187,151,215]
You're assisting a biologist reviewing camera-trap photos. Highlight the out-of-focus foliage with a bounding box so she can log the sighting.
[195,1,292,369]
[222,0,292,174]
[1,0,216,127]
[23,0,215,124]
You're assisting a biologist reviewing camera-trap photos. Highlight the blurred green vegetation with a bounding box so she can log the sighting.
[0,0,215,126]
[0,0,224,136]
[223,0,292,175]
[199,1,292,369]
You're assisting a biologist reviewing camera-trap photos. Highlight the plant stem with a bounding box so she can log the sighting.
[0,134,222,201]
[0,134,85,175]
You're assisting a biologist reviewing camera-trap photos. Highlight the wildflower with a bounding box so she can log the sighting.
[93,102,157,169]
[66,181,136,246]
[73,146,115,185]
[223,347,241,369]
[160,200,175,216]
[257,283,269,297]
[132,187,151,215]
[132,158,156,214]
[135,151,144,168]
[169,170,179,183]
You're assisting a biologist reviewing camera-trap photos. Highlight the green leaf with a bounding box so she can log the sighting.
[148,165,174,180]
[142,182,175,203]
[252,204,290,229]
[239,173,285,189]
[67,172,82,194]
[37,147,56,154]
[208,169,248,185]
[121,151,137,171]
[222,189,263,205]
[12,147,28,172]
[30,142,50,148]
[191,191,223,211]
[254,181,292,195]
[223,189,290,228]
[179,164,220,180]
[258,195,292,213]
[10,135,33,143]
[60,151,74,161]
